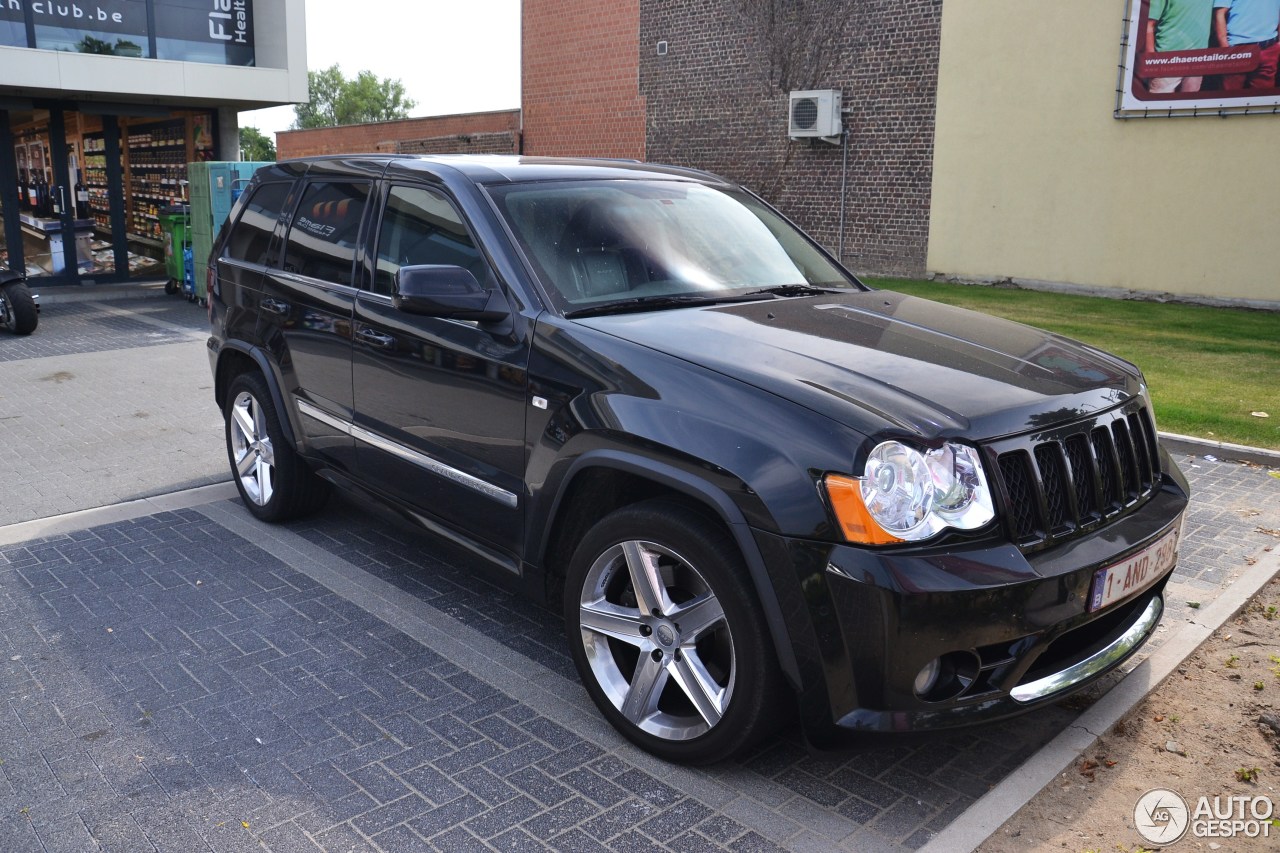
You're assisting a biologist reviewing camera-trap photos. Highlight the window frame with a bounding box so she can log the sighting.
[365,180,494,299]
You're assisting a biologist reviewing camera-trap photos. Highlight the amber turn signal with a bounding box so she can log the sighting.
[823,474,905,546]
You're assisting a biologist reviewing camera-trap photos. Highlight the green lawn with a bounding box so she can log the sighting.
[863,278,1280,451]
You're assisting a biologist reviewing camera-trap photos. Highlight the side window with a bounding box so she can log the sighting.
[281,181,371,286]
[373,185,485,296]
[223,181,292,266]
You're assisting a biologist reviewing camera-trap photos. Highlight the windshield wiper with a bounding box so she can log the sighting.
[743,284,846,298]
[564,293,772,318]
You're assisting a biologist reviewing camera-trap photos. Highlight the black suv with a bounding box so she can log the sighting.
[207,155,1189,764]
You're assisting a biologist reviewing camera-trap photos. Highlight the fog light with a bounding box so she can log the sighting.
[913,657,942,697]
[915,651,981,702]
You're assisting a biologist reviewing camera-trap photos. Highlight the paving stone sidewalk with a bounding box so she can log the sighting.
[0,297,225,526]
[0,296,1276,851]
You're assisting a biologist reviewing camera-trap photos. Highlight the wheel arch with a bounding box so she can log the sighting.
[214,342,299,448]
[537,449,803,690]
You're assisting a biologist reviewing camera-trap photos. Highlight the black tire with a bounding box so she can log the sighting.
[564,499,784,764]
[2,282,37,335]
[164,279,178,295]
[224,372,330,522]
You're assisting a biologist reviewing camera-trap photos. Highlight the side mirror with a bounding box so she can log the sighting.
[393,265,509,323]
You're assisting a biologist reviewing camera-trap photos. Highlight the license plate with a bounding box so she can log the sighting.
[1088,518,1182,612]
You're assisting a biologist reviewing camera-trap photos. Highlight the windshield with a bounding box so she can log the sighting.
[487,179,859,313]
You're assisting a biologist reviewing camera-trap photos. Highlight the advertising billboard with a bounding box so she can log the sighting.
[1118,0,1280,116]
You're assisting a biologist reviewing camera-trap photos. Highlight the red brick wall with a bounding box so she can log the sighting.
[640,1,941,276]
[521,0,645,159]
[396,133,519,156]
[276,110,522,159]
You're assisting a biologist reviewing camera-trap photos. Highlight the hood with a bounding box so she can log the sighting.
[576,290,1144,441]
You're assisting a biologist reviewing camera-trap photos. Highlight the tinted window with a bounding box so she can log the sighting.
[223,181,292,266]
[282,181,371,286]
[373,185,485,296]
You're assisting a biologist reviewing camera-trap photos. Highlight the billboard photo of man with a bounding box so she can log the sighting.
[1213,0,1280,88]
[1146,0,1214,92]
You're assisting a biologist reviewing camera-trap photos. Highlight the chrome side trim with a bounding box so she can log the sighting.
[295,399,350,434]
[218,257,272,275]
[294,398,518,509]
[271,271,360,298]
[1010,594,1162,703]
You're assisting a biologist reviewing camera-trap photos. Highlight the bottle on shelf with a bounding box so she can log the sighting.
[75,178,89,220]
[34,173,46,218]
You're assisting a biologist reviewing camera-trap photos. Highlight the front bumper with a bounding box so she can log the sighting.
[755,475,1189,744]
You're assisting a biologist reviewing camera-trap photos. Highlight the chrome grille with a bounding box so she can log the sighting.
[992,404,1161,551]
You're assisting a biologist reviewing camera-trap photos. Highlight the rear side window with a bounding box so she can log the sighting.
[281,181,371,286]
[223,181,292,266]
[372,185,485,296]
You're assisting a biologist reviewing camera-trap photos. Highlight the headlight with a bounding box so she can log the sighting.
[824,440,995,544]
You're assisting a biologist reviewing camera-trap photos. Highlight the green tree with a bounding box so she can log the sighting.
[239,126,276,162]
[292,65,416,129]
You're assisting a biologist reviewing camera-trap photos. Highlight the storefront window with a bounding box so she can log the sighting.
[32,0,151,56]
[2,0,253,65]
[5,106,218,282]
[0,5,24,48]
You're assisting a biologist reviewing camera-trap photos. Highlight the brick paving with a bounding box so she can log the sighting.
[0,295,1275,851]
[0,300,201,363]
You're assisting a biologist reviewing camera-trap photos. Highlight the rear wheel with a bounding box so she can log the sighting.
[224,373,330,521]
[564,499,783,764]
[2,281,38,335]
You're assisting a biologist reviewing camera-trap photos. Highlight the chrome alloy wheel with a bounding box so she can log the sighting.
[229,390,276,506]
[578,539,735,741]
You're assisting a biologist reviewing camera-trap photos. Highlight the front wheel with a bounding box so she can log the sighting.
[224,373,330,521]
[1,281,38,335]
[564,500,784,764]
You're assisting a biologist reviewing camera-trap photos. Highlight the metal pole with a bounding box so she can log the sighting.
[837,124,848,264]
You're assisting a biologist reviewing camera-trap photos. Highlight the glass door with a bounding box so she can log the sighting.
[4,106,88,282]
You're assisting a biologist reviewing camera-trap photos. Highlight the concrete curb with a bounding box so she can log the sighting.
[0,480,236,546]
[919,543,1280,853]
[1159,431,1280,468]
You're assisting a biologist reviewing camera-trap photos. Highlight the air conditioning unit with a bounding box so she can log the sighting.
[788,89,843,142]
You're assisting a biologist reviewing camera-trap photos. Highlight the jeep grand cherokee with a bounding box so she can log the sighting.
[207,156,1189,764]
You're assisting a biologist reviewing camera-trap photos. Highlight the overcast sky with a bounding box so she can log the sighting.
[239,0,521,138]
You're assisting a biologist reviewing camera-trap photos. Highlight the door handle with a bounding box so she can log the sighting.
[261,298,289,316]
[356,327,395,349]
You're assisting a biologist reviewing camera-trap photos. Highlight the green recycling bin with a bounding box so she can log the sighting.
[159,205,191,295]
